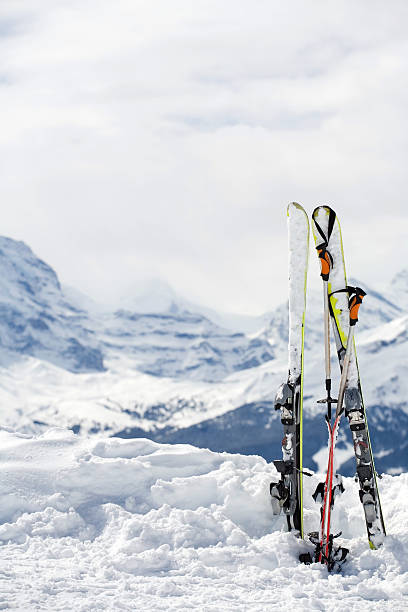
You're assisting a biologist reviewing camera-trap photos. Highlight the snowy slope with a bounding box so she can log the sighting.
[0,428,406,611]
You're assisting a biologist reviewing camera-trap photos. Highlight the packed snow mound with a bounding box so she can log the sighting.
[0,429,407,611]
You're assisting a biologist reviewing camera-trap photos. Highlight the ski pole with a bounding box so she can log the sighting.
[316,245,337,419]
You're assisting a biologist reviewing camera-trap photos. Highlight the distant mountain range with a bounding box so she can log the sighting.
[0,236,407,476]
[0,237,103,372]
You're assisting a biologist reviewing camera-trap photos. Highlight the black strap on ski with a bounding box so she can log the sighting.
[313,208,336,281]
[313,206,336,249]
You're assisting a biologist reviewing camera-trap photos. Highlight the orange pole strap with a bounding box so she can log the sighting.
[317,247,332,281]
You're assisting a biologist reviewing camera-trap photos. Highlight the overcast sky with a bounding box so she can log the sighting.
[0,1,407,314]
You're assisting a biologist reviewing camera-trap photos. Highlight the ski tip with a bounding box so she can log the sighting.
[287,202,308,217]
[312,205,337,219]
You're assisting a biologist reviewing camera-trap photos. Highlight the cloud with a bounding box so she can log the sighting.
[0,0,407,313]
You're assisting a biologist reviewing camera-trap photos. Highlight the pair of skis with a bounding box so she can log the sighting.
[270,203,386,571]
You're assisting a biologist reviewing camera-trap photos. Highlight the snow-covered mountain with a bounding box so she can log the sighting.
[0,236,407,476]
[99,307,274,382]
[0,237,104,373]
[115,278,271,334]
[391,268,408,312]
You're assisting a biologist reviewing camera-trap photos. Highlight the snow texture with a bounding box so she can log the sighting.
[0,428,406,611]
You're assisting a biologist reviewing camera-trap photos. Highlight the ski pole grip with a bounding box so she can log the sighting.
[316,244,332,281]
[349,287,366,326]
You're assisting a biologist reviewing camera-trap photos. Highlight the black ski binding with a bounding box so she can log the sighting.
[270,460,294,514]
[270,478,289,514]
[299,531,349,572]
[299,552,313,565]
[275,382,294,424]
[312,474,344,508]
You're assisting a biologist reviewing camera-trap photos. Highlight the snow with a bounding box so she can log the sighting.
[0,354,285,436]
[0,428,407,611]
[313,437,355,474]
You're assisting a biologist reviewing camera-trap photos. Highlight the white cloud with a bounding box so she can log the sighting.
[0,0,407,313]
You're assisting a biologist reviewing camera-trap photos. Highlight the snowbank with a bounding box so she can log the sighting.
[0,428,406,611]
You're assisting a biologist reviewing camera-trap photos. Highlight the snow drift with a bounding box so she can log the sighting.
[0,428,407,611]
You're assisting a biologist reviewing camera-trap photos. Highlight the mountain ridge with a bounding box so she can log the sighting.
[0,235,407,475]
[0,236,104,373]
